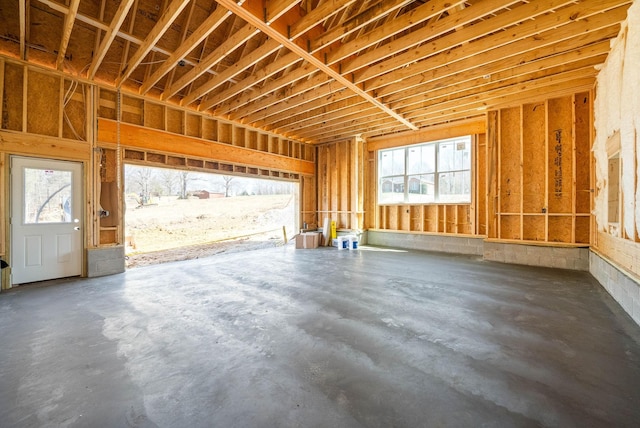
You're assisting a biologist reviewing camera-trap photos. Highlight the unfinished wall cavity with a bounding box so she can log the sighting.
[594,1,640,240]
[487,91,592,245]
[592,1,640,327]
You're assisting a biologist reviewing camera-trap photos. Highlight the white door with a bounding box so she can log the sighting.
[11,157,83,284]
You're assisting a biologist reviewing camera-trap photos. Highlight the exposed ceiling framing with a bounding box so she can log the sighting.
[0,0,632,144]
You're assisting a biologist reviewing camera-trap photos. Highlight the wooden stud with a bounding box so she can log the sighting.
[56,0,81,70]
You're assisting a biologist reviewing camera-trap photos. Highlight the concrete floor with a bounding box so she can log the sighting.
[1,246,640,428]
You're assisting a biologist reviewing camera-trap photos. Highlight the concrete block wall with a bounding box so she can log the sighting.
[590,251,640,326]
[87,246,126,277]
[483,242,589,271]
[367,231,484,256]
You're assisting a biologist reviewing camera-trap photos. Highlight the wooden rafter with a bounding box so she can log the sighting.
[325,0,468,65]
[163,23,260,100]
[341,0,522,75]
[182,39,282,107]
[215,63,318,116]
[289,0,357,40]
[369,4,628,96]
[140,5,231,95]
[213,0,419,131]
[88,0,135,79]
[309,0,413,53]
[56,0,80,70]
[116,0,191,87]
[266,0,301,24]
[19,0,27,60]
[199,51,303,110]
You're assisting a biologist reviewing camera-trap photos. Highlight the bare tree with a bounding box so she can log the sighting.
[222,175,234,197]
[159,169,177,196]
[128,167,154,205]
[178,171,191,199]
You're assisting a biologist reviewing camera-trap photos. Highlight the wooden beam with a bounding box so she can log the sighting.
[215,63,317,116]
[357,0,629,85]
[36,0,208,77]
[378,27,619,102]
[367,119,487,151]
[55,0,80,69]
[271,97,369,132]
[247,80,343,127]
[199,51,303,111]
[213,0,418,131]
[162,23,259,100]
[182,40,281,107]
[88,0,135,79]
[116,0,190,87]
[389,50,609,113]
[309,0,412,53]
[19,0,27,60]
[326,0,468,66]
[0,129,92,160]
[140,5,231,95]
[289,0,357,40]
[342,0,520,75]
[96,119,315,175]
[266,0,300,24]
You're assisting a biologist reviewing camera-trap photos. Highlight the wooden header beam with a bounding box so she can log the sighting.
[97,119,315,176]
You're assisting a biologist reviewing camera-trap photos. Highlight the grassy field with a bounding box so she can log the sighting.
[124,194,296,260]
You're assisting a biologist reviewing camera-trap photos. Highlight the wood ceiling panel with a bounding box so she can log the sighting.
[0,0,632,144]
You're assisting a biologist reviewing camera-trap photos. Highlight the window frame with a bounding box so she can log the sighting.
[377,136,473,205]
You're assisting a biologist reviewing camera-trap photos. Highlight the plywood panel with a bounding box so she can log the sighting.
[575,92,591,214]
[438,205,446,233]
[27,70,59,136]
[121,95,142,125]
[410,206,422,231]
[166,108,183,134]
[548,216,572,243]
[548,96,573,214]
[424,205,438,232]
[2,63,23,131]
[522,102,546,213]
[523,215,545,241]
[500,215,520,240]
[62,81,86,141]
[144,102,165,131]
[99,89,116,120]
[458,205,471,235]
[388,205,399,230]
[144,102,165,130]
[186,114,201,138]
[499,107,521,214]
[203,118,217,141]
[575,216,590,244]
[219,123,232,144]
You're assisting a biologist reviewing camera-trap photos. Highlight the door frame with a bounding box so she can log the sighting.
[8,155,86,287]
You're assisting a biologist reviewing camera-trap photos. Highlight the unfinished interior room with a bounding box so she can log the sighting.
[1,0,640,426]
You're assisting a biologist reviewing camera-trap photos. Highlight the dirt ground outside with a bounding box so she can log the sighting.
[124,194,296,268]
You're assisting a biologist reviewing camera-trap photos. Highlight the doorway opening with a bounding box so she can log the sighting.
[124,165,298,268]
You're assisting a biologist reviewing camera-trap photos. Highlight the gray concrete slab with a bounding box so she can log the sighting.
[1,245,640,428]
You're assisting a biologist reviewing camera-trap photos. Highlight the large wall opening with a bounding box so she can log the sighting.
[124,165,298,268]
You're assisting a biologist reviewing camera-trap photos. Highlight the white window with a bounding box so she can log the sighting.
[378,136,471,204]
